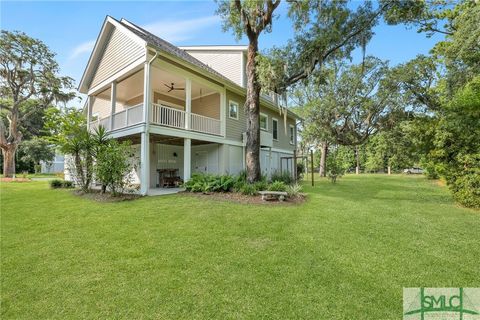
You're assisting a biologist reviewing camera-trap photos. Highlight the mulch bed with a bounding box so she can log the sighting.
[181,191,306,205]
[1,177,31,182]
[73,189,141,202]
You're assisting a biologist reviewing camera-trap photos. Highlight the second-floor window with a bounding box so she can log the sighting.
[260,113,268,131]
[229,101,239,120]
[289,125,295,144]
[272,118,278,140]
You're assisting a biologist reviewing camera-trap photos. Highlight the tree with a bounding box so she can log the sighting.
[291,79,335,177]
[18,137,55,173]
[257,0,390,92]
[45,107,93,192]
[0,30,75,177]
[216,0,280,183]
[217,0,389,183]
[386,0,480,207]
[292,57,400,175]
[364,121,418,174]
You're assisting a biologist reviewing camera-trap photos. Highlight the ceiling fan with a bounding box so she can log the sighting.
[164,82,184,92]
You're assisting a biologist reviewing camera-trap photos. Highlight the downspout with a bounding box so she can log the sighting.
[145,49,159,125]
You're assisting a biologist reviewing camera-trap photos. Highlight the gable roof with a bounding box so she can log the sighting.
[78,16,147,93]
[118,18,232,84]
[79,16,300,120]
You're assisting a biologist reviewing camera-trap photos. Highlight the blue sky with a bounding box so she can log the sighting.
[1,0,444,105]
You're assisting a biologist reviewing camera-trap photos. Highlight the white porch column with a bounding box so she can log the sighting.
[185,78,192,130]
[109,81,116,130]
[86,96,93,130]
[220,88,226,136]
[143,61,151,124]
[140,131,150,195]
[184,138,191,182]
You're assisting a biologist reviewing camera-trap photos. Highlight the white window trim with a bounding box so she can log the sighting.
[289,124,295,145]
[260,112,268,131]
[228,100,239,120]
[272,118,279,141]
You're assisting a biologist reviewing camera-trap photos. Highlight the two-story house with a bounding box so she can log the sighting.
[78,16,299,195]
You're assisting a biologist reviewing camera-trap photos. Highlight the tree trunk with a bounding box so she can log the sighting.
[244,35,261,183]
[2,146,17,178]
[1,111,22,178]
[319,141,328,177]
[355,146,360,175]
[387,165,391,175]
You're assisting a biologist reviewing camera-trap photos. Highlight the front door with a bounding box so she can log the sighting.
[193,151,208,173]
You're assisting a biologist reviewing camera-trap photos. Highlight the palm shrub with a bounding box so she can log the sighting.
[286,183,303,198]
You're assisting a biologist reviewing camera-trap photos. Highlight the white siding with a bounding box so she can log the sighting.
[184,50,243,86]
[192,144,220,174]
[90,27,145,88]
[260,149,294,178]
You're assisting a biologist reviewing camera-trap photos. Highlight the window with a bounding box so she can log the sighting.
[260,113,268,131]
[229,101,239,120]
[272,118,278,140]
[289,125,295,144]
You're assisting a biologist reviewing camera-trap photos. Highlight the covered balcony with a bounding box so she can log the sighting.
[88,66,223,137]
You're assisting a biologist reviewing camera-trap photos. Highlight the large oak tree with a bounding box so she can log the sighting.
[0,30,75,177]
[217,0,389,182]
[216,0,281,183]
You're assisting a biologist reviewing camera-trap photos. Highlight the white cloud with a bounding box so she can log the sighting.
[68,40,95,61]
[142,15,220,43]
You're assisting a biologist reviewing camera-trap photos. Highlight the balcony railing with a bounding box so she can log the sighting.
[152,103,222,136]
[89,104,143,132]
[90,103,222,137]
[191,113,221,136]
[151,103,185,129]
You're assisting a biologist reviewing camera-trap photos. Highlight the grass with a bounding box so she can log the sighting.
[1,175,479,319]
[1,173,59,179]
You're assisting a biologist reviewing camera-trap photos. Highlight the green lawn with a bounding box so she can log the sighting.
[1,175,479,319]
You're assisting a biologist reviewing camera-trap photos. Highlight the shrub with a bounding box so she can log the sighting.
[240,183,258,196]
[326,149,344,183]
[447,154,480,208]
[254,180,268,191]
[270,170,294,185]
[50,179,63,189]
[296,162,305,180]
[62,180,74,188]
[184,173,236,193]
[237,170,247,183]
[95,140,133,196]
[268,181,287,192]
[286,183,303,198]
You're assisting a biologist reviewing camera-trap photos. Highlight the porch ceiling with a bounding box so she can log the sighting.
[96,67,218,103]
[117,133,216,146]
